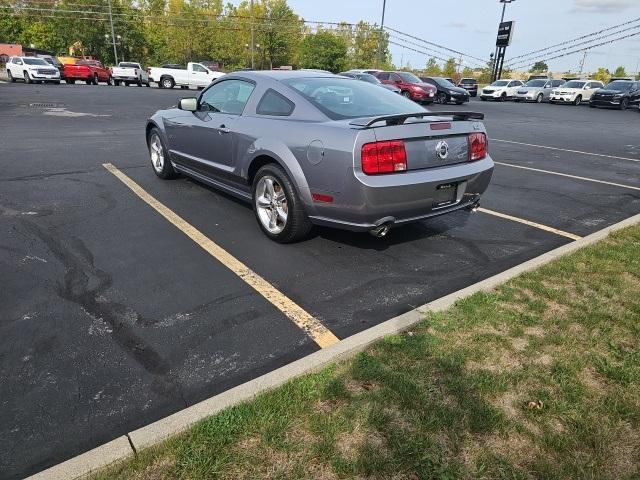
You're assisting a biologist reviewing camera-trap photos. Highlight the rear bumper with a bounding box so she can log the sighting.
[307,157,494,231]
[113,75,139,81]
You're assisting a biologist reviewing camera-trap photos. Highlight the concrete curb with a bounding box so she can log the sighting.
[27,212,640,479]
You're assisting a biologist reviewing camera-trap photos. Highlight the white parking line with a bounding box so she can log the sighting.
[491,138,640,163]
[495,161,640,191]
[478,208,582,241]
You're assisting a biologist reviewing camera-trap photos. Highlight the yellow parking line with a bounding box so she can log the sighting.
[491,138,640,163]
[478,208,582,241]
[495,161,640,191]
[103,163,339,349]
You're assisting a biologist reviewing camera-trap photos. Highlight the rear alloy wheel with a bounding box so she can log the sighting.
[24,71,32,84]
[107,76,114,86]
[536,93,543,103]
[161,76,175,89]
[148,128,178,179]
[573,95,582,106]
[253,164,313,243]
[438,92,448,104]
[619,98,629,110]
[93,73,99,85]
[7,70,15,82]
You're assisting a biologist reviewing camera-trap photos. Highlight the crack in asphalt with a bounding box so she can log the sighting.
[18,219,187,407]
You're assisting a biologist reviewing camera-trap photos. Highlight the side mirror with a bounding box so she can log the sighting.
[179,97,198,112]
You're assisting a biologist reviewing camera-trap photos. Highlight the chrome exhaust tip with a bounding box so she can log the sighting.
[370,224,390,238]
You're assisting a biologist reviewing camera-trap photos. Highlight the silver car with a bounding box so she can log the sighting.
[514,79,565,103]
[146,71,494,242]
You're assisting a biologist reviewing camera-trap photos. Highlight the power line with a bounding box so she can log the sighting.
[507,23,640,68]
[384,25,486,64]
[510,30,640,70]
[386,33,484,68]
[508,16,640,62]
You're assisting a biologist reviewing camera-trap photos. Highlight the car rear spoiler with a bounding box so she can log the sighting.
[349,111,484,128]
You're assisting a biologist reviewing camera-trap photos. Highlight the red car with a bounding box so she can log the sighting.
[375,71,436,104]
[63,60,113,85]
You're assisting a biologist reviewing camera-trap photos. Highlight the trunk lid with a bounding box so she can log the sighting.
[359,115,482,170]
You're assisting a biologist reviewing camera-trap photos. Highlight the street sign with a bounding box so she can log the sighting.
[496,21,515,47]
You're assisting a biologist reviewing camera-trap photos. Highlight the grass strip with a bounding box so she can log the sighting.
[95,225,640,480]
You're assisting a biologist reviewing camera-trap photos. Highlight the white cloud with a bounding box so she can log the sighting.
[572,0,637,12]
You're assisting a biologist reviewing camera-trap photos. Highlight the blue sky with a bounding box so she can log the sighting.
[238,0,640,74]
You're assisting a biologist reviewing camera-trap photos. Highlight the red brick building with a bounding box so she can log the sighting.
[0,43,23,63]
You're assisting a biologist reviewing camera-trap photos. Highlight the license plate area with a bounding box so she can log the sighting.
[434,182,458,208]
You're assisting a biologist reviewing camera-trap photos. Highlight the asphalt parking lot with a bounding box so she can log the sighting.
[2,82,640,479]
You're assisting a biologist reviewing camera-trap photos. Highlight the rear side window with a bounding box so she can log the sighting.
[256,89,295,116]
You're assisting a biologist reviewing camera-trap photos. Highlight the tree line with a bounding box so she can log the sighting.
[0,0,393,71]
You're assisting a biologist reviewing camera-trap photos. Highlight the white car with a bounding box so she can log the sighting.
[480,79,524,101]
[6,56,61,84]
[111,62,150,87]
[148,62,225,89]
[549,80,604,106]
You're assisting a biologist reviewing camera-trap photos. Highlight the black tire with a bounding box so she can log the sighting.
[114,80,121,86]
[437,92,448,104]
[137,77,142,87]
[66,79,75,84]
[180,85,188,90]
[8,70,15,82]
[619,98,629,111]
[472,92,477,97]
[147,127,178,180]
[92,73,99,85]
[107,76,114,86]
[125,81,130,86]
[252,164,313,243]
[24,71,32,84]
[500,92,507,102]
[573,95,582,106]
[401,90,412,100]
[146,80,151,87]
[536,93,543,103]
[161,76,175,89]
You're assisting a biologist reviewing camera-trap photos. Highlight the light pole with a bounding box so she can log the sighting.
[377,0,387,68]
[492,0,515,81]
[106,0,118,64]
[104,33,121,64]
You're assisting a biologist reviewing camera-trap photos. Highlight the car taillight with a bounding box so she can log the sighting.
[361,140,407,175]
[468,132,488,161]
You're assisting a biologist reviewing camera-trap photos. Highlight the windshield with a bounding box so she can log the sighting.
[398,72,421,83]
[357,73,381,84]
[605,81,633,91]
[119,62,139,68]
[433,77,456,88]
[459,79,476,85]
[23,58,49,66]
[283,77,423,120]
[564,81,586,89]
[525,80,546,87]
[491,80,509,86]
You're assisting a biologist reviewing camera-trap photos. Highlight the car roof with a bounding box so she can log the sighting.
[231,70,338,81]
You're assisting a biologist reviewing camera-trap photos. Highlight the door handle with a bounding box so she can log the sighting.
[219,124,230,133]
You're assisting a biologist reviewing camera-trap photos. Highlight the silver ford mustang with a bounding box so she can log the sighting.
[146,71,494,242]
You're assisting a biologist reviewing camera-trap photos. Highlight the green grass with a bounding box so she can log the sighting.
[95,226,640,480]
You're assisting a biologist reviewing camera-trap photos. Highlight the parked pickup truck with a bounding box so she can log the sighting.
[111,62,150,86]
[148,62,225,89]
[64,60,112,85]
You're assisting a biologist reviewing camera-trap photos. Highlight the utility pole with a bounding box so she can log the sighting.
[578,50,587,76]
[377,0,387,68]
[250,0,255,69]
[107,0,118,64]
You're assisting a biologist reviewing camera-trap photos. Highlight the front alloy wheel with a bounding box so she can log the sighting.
[438,92,448,104]
[402,90,412,100]
[619,98,629,110]
[536,93,543,103]
[148,128,177,179]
